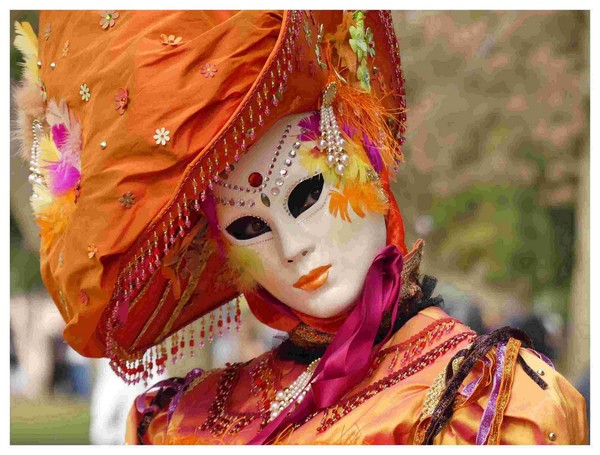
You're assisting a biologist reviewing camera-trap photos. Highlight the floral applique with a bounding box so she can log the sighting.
[100,11,119,29]
[153,127,170,146]
[44,24,51,41]
[161,34,183,46]
[114,88,128,115]
[119,192,136,208]
[87,243,98,259]
[200,63,217,78]
[79,83,90,102]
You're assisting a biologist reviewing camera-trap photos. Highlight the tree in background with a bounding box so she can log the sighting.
[391,11,589,379]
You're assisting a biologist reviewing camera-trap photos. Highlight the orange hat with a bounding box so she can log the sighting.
[14,10,407,383]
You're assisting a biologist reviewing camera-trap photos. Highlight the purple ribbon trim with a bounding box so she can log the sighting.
[476,342,507,445]
[460,357,491,400]
[531,349,555,369]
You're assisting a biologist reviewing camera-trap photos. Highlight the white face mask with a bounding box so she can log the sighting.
[214,112,387,319]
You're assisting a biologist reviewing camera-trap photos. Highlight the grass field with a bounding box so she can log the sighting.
[10,395,90,445]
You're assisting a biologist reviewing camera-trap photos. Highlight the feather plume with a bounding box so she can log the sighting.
[225,244,264,293]
[64,116,82,166]
[47,99,81,165]
[51,124,68,152]
[38,134,60,172]
[36,191,77,251]
[38,132,80,196]
[297,111,320,141]
[13,21,39,83]
[321,43,405,177]
[328,189,352,222]
[44,161,81,196]
[12,82,45,160]
[298,145,339,187]
[30,183,52,214]
[46,99,71,128]
[328,181,388,222]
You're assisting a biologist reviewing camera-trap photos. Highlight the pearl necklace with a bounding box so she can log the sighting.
[268,358,320,422]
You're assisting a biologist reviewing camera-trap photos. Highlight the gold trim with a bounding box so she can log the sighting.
[158,254,207,340]
[130,281,173,351]
[487,338,521,445]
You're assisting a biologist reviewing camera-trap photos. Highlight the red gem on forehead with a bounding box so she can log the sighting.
[248,172,263,188]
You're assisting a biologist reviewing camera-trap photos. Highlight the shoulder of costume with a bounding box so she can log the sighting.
[413,326,588,445]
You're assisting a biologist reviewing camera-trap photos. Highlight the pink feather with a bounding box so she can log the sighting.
[47,99,82,166]
[46,99,70,128]
[298,111,320,142]
[63,117,82,165]
[44,160,80,195]
[51,123,68,152]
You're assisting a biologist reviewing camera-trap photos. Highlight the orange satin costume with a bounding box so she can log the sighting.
[14,10,587,446]
[125,245,587,445]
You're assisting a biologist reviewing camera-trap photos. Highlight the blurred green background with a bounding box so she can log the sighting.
[10,10,589,445]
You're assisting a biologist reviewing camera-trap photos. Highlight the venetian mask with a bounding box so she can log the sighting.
[214,112,387,319]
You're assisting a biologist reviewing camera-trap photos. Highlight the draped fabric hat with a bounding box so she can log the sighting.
[14,10,407,384]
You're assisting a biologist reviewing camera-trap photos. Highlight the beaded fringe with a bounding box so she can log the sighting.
[109,296,243,386]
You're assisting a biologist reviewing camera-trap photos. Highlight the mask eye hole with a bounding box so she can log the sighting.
[225,216,272,241]
[287,173,324,218]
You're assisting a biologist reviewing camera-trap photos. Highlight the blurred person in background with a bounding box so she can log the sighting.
[10,291,64,399]
[11,10,588,446]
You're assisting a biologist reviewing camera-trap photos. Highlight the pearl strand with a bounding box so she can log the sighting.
[318,83,349,177]
[28,119,44,187]
[319,105,348,176]
[268,358,320,422]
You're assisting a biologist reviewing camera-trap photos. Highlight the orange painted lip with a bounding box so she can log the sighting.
[293,264,332,291]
